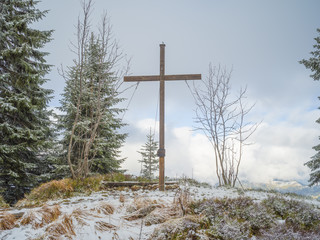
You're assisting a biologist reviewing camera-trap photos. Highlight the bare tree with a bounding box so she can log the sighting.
[60,0,128,179]
[192,64,259,187]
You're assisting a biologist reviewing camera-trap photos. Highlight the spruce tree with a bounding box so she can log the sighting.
[58,8,126,178]
[0,0,54,203]
[138,129,159,180]
[300,28,320,186]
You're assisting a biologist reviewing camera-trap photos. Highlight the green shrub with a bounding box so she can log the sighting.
[0,195,9,208]
[70,175,104,193]
[113,173,126,182]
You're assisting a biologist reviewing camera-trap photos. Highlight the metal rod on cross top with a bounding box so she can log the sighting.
[124,44,201,191]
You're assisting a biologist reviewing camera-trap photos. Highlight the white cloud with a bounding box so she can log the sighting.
[240,120,317,184]
[121,114,318,185]
[136,118,159,135]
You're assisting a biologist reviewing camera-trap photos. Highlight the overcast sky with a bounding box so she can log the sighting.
[37,0,320,185]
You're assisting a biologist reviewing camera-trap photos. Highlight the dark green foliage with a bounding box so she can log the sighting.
[138,129,159,180]
[300,29,320,81]
[0,0,54,204]
[0,195,9,208]
[305,142,320,186]
[58,31,126,177]
[300,28,320,186]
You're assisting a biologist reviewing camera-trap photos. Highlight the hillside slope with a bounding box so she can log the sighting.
[1,184,320,239]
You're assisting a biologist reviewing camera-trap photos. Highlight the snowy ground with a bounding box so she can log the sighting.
[1,184,319,240]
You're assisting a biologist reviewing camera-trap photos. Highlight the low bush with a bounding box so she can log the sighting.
[70,175,104,193]
[179,195,320,239]
[260,224,320,240]
[191,196,274,237]
[15,175,106,207]
[206,218,250,240]
[262,196,320,232]
[16,179,74,207]
[149,215,200,240]
[0,195,9,208]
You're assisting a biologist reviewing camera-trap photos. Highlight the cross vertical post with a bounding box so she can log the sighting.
[159,43,165,191]
[123,44,201,191]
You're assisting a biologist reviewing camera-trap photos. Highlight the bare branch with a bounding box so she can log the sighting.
[193,63,260,187]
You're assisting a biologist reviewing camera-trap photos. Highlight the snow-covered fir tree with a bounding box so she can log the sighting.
[300,28,320,186]
[58,7,127,178]
[0,0,54,203]
[138,129,159,180]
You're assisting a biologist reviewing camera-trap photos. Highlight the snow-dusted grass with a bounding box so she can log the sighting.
[1,183,320,239]
[14,174,160,208]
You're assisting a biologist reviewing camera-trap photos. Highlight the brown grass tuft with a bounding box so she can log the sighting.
[94,202,114,215]
[16,179,74,207]
[95,220,117,232]
[41,205,61,226]
[20,205,61,229]
[45,214,75,239]
[71,208,99,226]
[16,175,105,207]
[0,212,16,230]
[124,204,161,221]
[20,211,37,227]
[126,197,157,213]
[144,208,172,226]
[119,194,125,203]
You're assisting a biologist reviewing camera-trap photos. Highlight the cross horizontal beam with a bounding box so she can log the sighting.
[124,74,201,82]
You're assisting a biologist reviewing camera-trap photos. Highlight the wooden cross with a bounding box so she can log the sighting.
[124,44,201,190]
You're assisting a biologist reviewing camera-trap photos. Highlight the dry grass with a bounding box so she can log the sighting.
[45,214,75,239]
[0,212,16,230]
[71,208,92,226]
[126,197,157,213]
[95,220,117,232]
[16,179,74,208]
[41,205,61,226]
[20,205,61,229]
[124,196,163,221]
[144,207,170,226]
[119,194,125,203]
[16,175,106,208]
[173,187,192,216]
[20,210,37,226]
[94,202,115,215]
[124,204,162,221]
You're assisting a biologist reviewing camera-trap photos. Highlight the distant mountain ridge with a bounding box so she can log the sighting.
[241,179,320,199]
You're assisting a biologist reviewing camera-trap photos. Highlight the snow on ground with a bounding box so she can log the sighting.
[1,184,319,240]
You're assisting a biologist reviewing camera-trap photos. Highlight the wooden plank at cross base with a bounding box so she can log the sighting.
[124,74,201,82]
